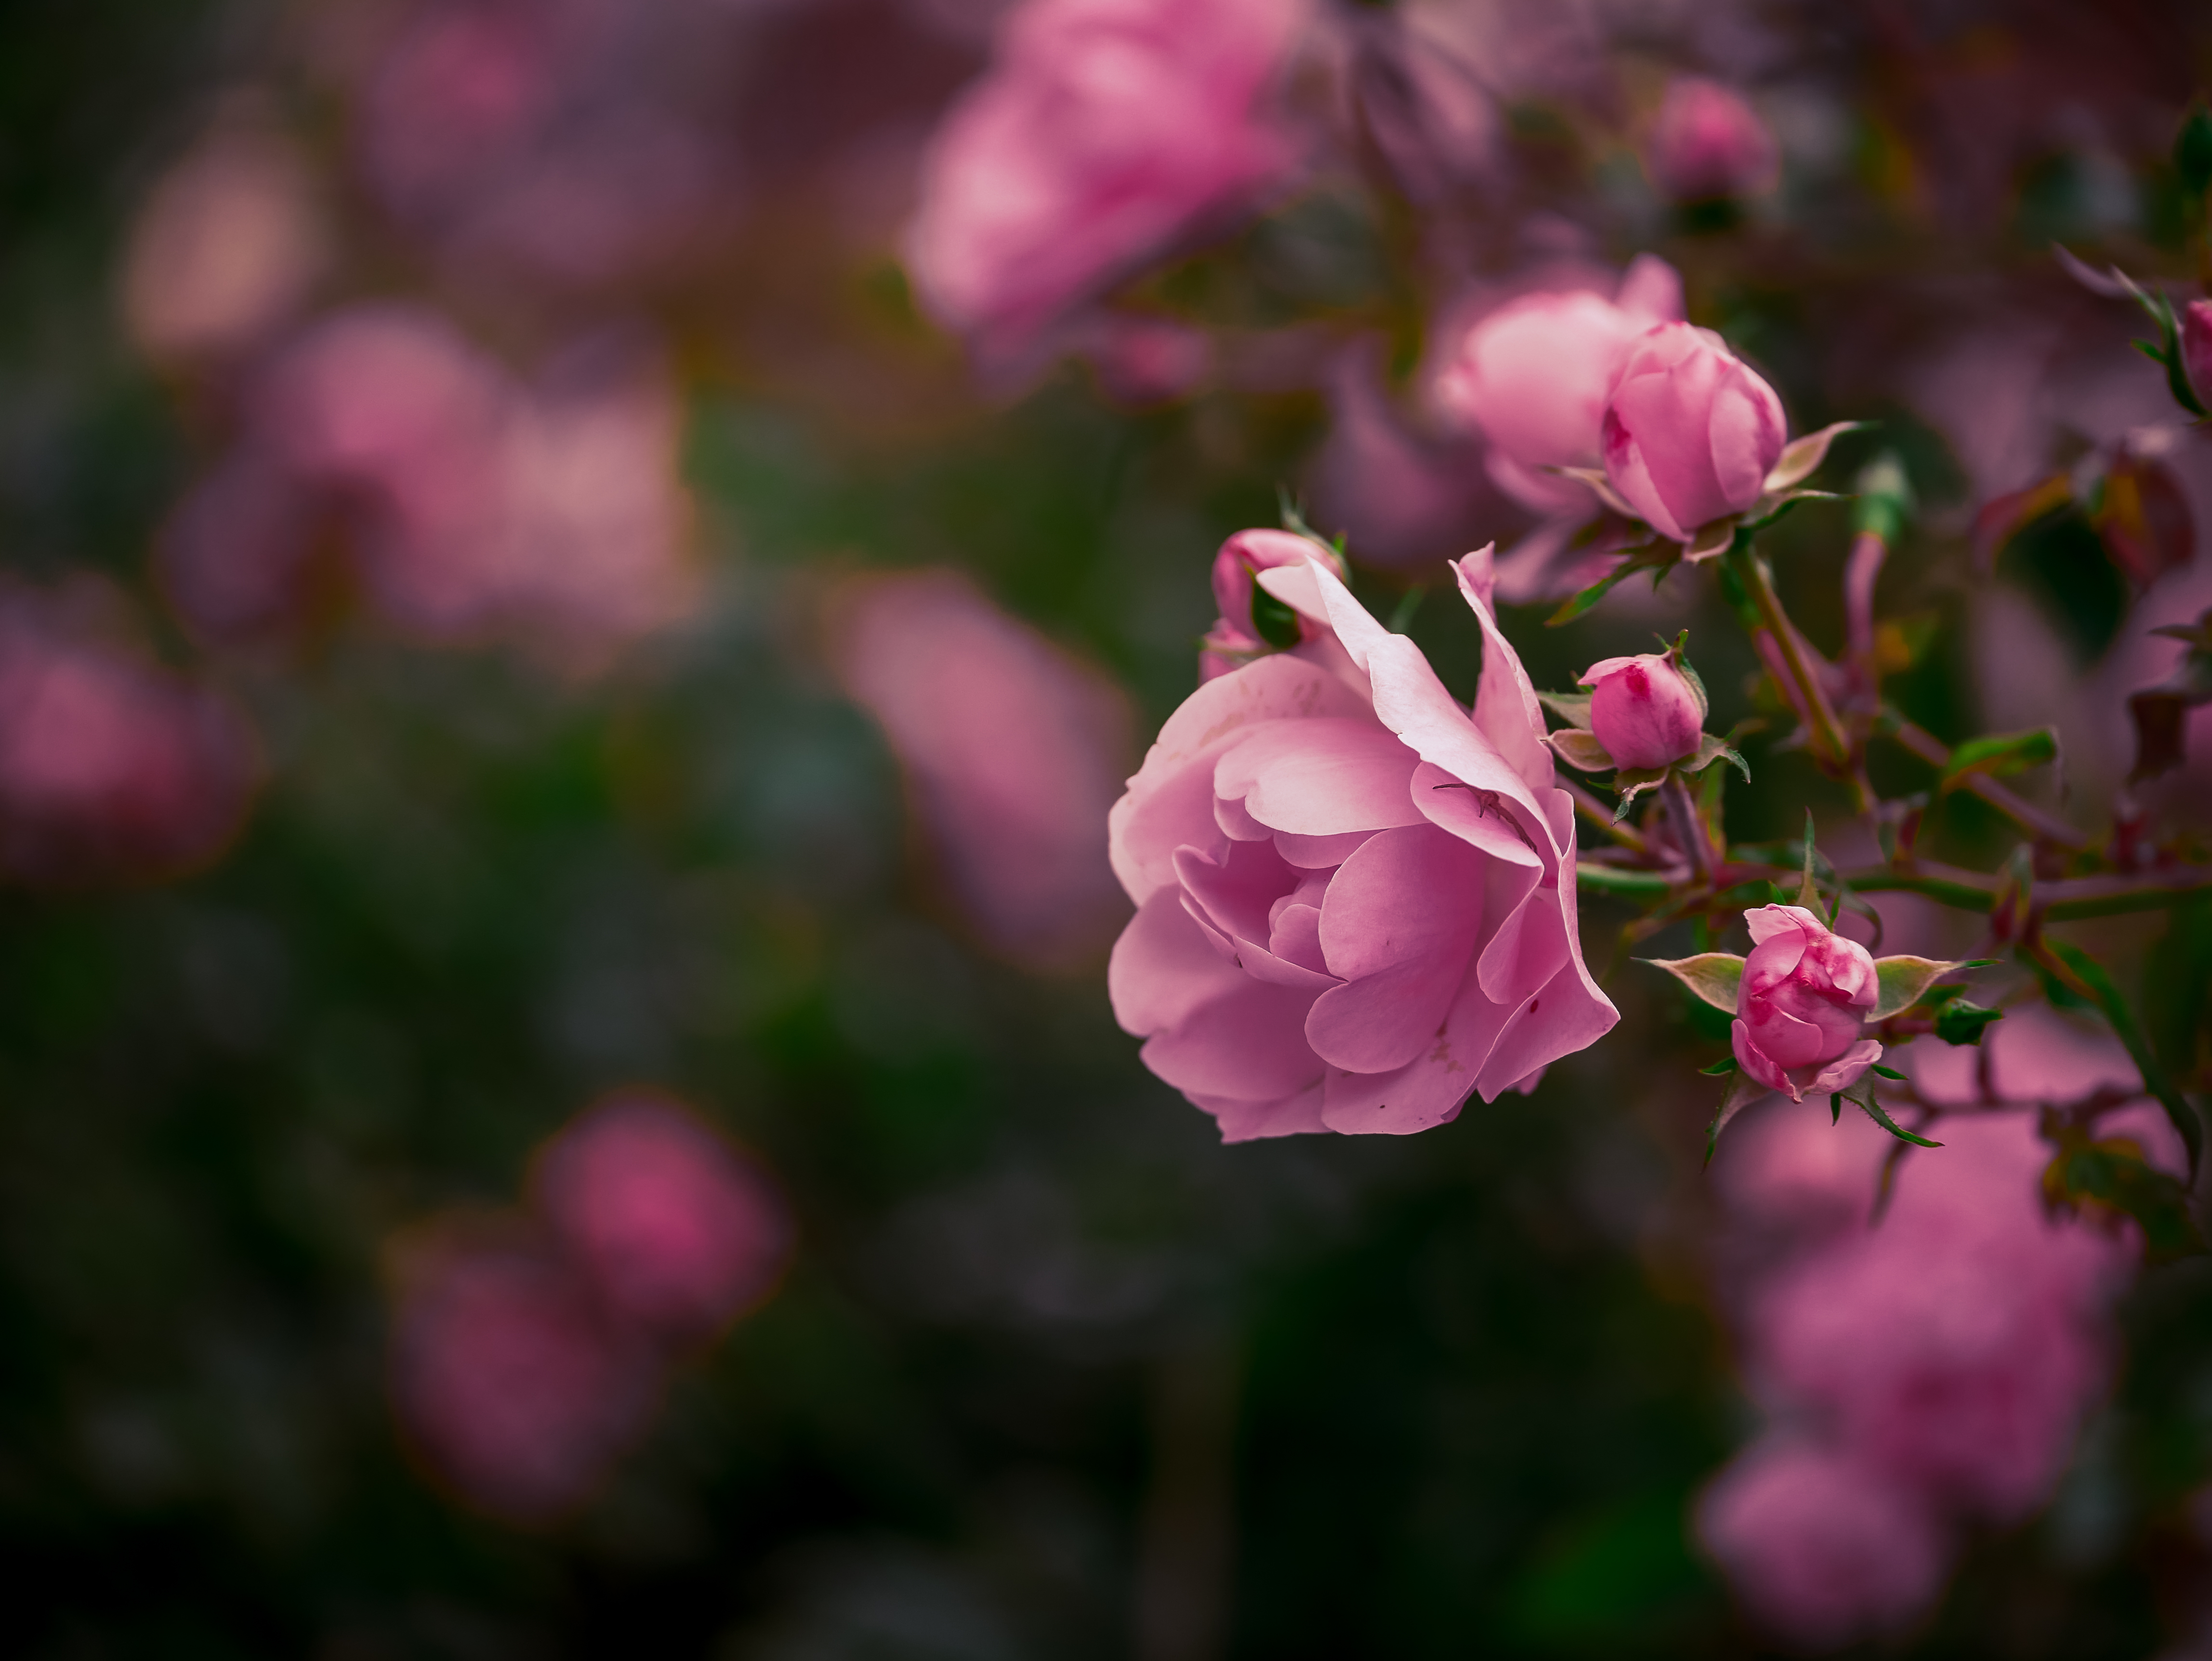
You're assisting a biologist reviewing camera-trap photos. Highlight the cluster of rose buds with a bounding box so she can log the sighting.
[389,1091,790,1522]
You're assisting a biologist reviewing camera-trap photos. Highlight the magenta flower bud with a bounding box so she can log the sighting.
[1730,904,1881,1102]
[1580,651,1704,770]
[1644,77,1779,203]
[2181,299,2212,407]
[1602,323,1787,543]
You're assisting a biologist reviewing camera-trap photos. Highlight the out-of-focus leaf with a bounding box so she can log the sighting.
[1699,1055,1739,1076]
[1933,1001,2004,1046]
[1971,473,2074,569]
[1870,955,1975,1021]
[1705,1067,1757,1167]
[1853,452,1913,542]
[1547,544,1676,626]
[2127,607,2212,782]
[1640,952,1746,1014]
[1547,728,1613,772]
[1764,421,1865,492]
[2176,100,2212,199]
[2093,449,2195,588]
[1938,727,2058,792]
[2042,1129,2205,1262]
[2034,936,2205,1177]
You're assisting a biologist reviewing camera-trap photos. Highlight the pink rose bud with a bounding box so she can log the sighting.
[1644,77,1779,203]
[2182,299,2212,406]
[1730,904,1881,1102]
[1208,528,1344,658]
[1601,322,1787,543]
[1580,651,1704,770]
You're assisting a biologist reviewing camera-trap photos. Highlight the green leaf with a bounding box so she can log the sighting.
[1870,1063,1905,1080]
[1933,1001,2004,1046]
[1938,726,2058,792]
[2176,99,2212,198]
[1547,728,1614,773]
[1869,955,1975,1021]
[2044,1136,2205,1263]
[1537,690,1594,727]
[1610,767,1668,822]
[1250,581,1303,649]
[1857,1090,1943,1148]
[1386,585,1427,634]
[1546,545,1677,626]
[1699,1055,1739,1077]
[1639,953,1746,1015]
[2036,936,2204,1178]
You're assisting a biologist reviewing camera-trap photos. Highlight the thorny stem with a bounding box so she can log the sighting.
[1729,543,1853,775]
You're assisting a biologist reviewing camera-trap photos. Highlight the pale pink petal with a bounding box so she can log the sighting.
[1273,828,1368,867]
[1215,716,1422,835]
[1305,824,1486,1072]
[1732,1018,1791,1097]
[1190,1079,1329,1142]
[1804,1040,1883,1097]
[1707,356,1789,512]
[1111,885,1250,1038]
[1454,546,1558,801]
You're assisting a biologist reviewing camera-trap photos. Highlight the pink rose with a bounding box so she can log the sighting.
[1428,256,1683,514]
[904,0,1304,366]
[2183,298,2212,408]
[1200,527,1344,678]
[1643,77,1779,203]
[1601,322,1788,543]
[533,1093,792,1343]
[1580,650,1703,770]
[1107,546,1617,1141]
[1729,903,1880,1101]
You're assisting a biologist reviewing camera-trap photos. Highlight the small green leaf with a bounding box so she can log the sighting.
[1386,585,1427,634]
[1870,1063,1905,1080]
[1857,1091,1943,1148]
[1938,726,2058,792]
[1704,1068,1757,1168]
[1547,728,1615,773]
[2176,99,2212,198]
[1829,1093,1843,1125]
[1546,545,1678,626]
[1536,690,1594,727]
[1933,1001,2004,1046]
[1640,953,1746,1014]
[1250,581,1303,649]
[1681,733,1750,783]
[1699,1055,1739,1077]
[2035,936,2204,1178]
[1610,767,1668,821]
[1870,955,1975,1021]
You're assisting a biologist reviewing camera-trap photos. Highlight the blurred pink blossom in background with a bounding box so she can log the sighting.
[161,304,696,670]
[354,0,737,292]
[390,1226,658,1522]
[1429,255,1683,514]
[1642,76,1779,204]
[1106,548,1616,1141]
[1700,1007,2173,1647]
[904,0,1306,369]
[0,582,255,885]
[534,1091,793,1343]
[122,105,327,366]
[830,567,1135,969]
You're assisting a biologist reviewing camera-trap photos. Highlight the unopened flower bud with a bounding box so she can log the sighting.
[2181,299,2212,407]
[1731,904,1881,1102]
[1203,528,1346,673]
[1602,323,1788,542]
[1644,77,1780,203]
[1581,651,1704,770]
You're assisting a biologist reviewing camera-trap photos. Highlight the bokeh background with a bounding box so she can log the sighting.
[6,0,2212,1654]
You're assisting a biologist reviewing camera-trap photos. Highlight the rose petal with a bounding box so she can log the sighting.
[1215,717,1422,835]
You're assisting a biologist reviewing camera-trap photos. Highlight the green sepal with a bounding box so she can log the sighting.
[1681,732,1751,783]
[1699,1055,1740,1077]
[1870,1063,1906,1080]
[1547,729,1614,773]
[1250,580,1302,649]
[1546,544,1677,627]
[1640,953,1748,1015]
[1870,956,1978,1021]
[1610,766,1668,822]
[1933,1001,2004,1046]
[1704,1067,1757,1168]
[1537,689,1594,728]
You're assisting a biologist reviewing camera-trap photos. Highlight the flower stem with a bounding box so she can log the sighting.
[1663,773,1711,884]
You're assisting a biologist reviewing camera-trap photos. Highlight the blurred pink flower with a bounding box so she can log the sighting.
[1106,547,1615,1141]
[390,1225,657,1523]
[1429,255,1683,514]
[1580,649,1703,770]
[1307,343,1499,567]
[1697,1438,1949,1650]
[1078,312,1215,406]
[0,584,255,886]
[1602,322,1787,543]
[534,1092,792,1342]
[2182,299,2212,409]
[1729,904,1881,1103]
[1643,77,1779,203]
[357,0,732,292]
[122,108,326,365]
[161,305,696,670]
[830,567,1135,969]
[905,0,1305,367]
[1702,1077,2154,1643]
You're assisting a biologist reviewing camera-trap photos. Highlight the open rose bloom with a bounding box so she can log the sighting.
[1108,547,1616,1140]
